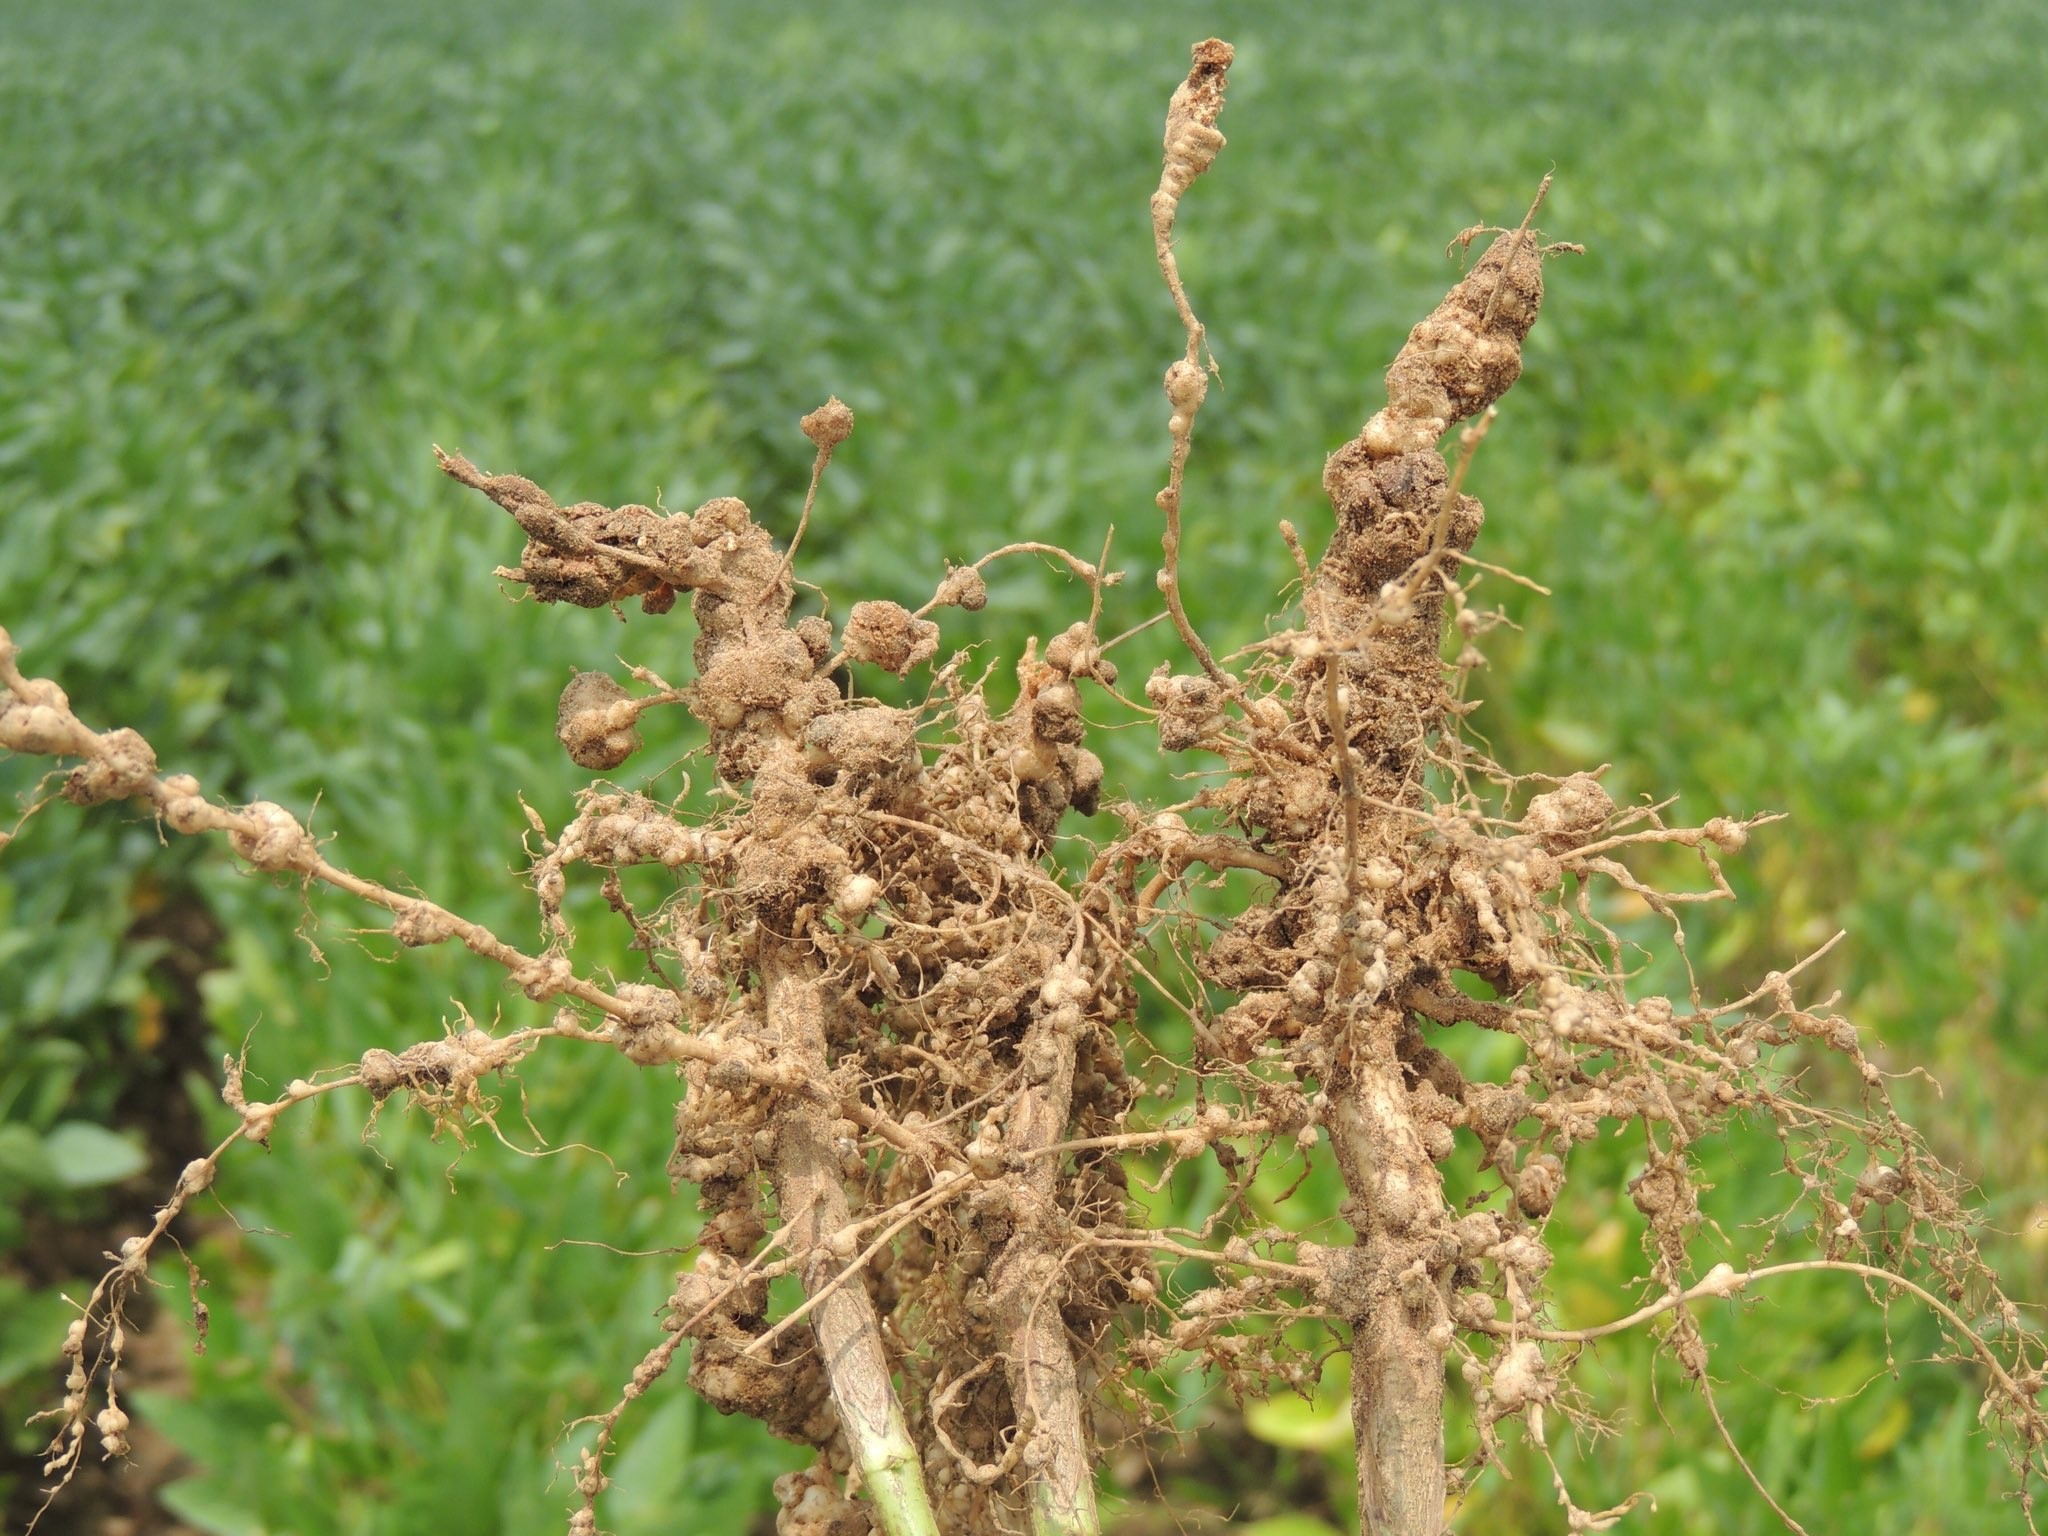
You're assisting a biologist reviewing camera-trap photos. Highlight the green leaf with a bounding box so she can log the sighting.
[41,1121,148,1188]
[1856,1394,1912,1460]
[0,1124,58,1190]
[1245,1389,1352,1453]
[156,1474,272,1536]
[0,1279,76,1389]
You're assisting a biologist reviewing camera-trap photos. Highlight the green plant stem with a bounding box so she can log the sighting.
[861,1425,943,1536]
[1029,1482,1101,1536]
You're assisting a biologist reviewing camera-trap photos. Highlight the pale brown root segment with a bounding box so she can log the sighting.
[1307,212,1550,1536]
[986,949,1100,1536]
[765,946,940,1536]
[1326,1013,1452,1536]
[1150,38,1236,693]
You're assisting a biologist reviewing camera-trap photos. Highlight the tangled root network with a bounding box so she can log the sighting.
[5,35,2044,1536]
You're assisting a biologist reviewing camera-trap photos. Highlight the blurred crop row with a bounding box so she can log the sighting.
[3,0,2044,1531]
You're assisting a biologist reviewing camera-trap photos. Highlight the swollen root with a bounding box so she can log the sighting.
[5,35,2044,1536]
